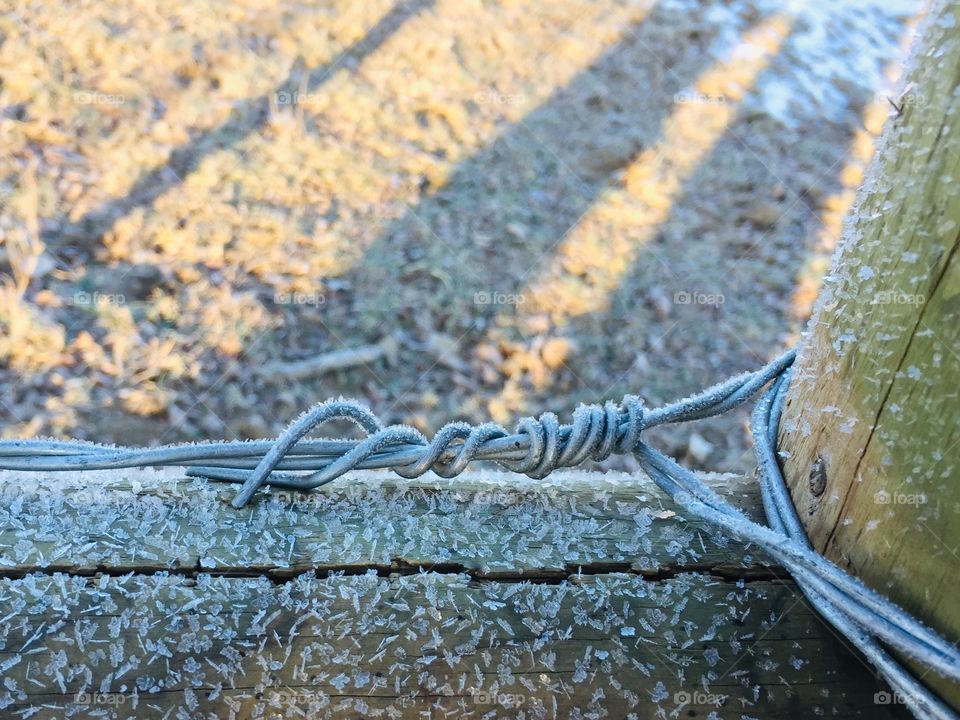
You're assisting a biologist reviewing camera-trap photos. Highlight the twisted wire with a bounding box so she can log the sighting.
[0,350,792,500]
[0,347,955,718]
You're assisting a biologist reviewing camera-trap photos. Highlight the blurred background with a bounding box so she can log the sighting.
[0,0,922,475]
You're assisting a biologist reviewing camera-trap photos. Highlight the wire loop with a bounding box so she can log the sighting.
[0,348,955,718]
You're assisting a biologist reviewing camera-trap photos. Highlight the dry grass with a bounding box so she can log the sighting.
[0,0,905,471]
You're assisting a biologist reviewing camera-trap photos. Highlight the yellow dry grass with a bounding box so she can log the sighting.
[0,0,909,473]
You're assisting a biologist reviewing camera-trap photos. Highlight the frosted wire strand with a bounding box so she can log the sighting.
[0,347,956,718]
[635,445,960,680]
[749,372,958,720]
[0,352,794,476]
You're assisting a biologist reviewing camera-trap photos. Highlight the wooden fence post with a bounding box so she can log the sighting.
[778,0,960,708]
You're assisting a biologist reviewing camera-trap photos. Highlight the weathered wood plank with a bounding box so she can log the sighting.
[777,0,960,709]
[0,572,905,719]
[0,469,907,718]
[0,468,774,579]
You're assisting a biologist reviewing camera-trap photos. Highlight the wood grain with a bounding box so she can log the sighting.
[778,0,960,709]
[0,468,908,718]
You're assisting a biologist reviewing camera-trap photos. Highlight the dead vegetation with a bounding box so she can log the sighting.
[0,0,909,471]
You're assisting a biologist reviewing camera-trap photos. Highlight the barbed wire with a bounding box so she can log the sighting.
[0,348,955,718]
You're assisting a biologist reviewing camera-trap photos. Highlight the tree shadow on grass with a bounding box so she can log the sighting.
[330,1,750,344]
[43,0,435,254]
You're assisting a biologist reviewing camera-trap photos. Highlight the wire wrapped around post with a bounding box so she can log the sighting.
[0,349,955,719]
